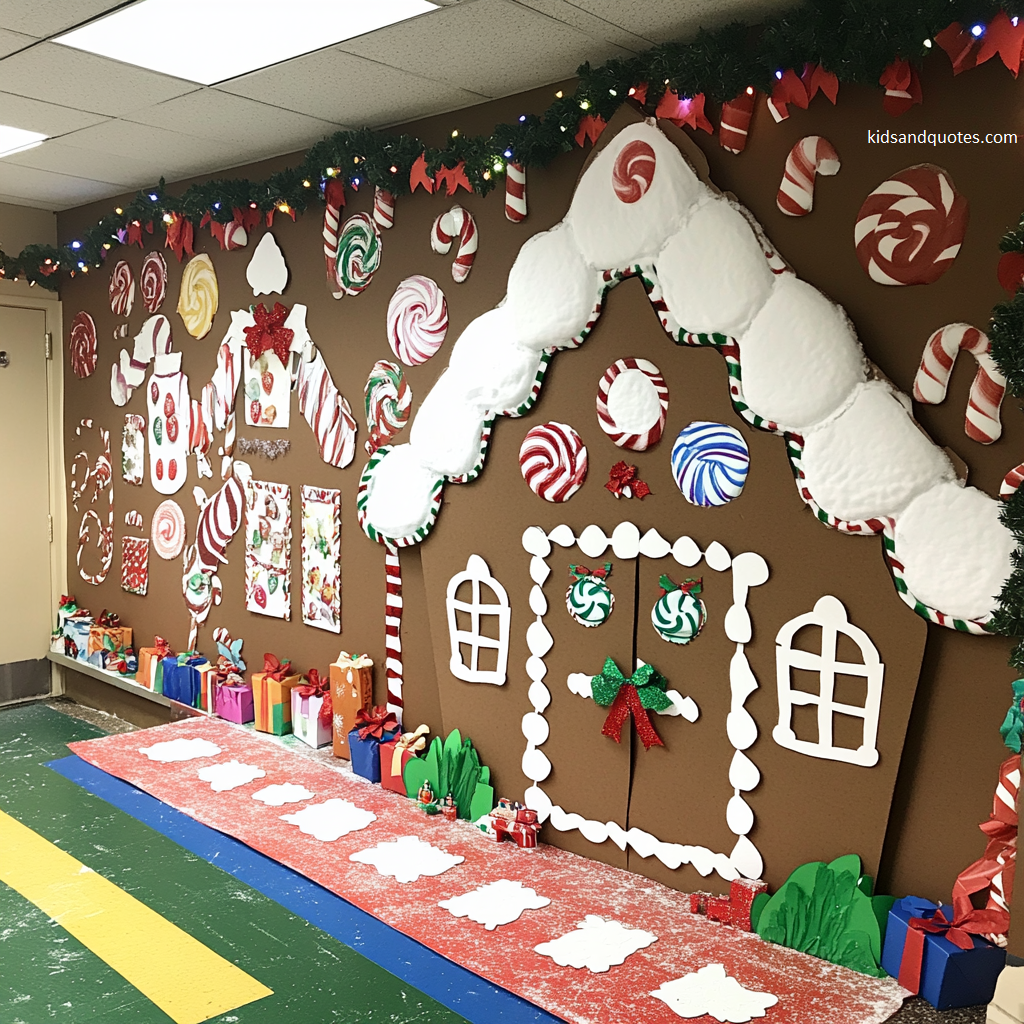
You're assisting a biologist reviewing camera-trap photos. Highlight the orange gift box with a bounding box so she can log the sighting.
[330,652,373,758]
[251,654,302,734]
[87,625,133,658]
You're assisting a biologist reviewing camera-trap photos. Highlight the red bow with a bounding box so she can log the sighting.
[58,595,77,609]
[163,213,194,261]
[602,685,663,750]
[409,153,435,195]
[575,113,608,147]
[654,89,713,133]
[606,461,651,499]
[355,705,398,741]
[244,303,294,365]
[434,160,472,196]
[98,610,120,628]
[880,58,923,117]
[262,653,292,681]
[153,635,171,658]
[296,669,333,727]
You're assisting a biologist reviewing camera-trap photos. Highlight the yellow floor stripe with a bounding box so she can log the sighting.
[0,809,272,1024]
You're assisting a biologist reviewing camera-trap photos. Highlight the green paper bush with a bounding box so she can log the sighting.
[402,729,494,821]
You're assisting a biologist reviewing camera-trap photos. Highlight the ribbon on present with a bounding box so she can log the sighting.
[1000,679,1024,753]
[262,653,292,681]
[591,657,671,750]
[152,635,171,659]
[296,669,332,727]
[176,650,202,666]
[355,705,398,741]
[58,595,78,612]
[569,563,611,583]
[390,724,430,775]
[97,610,121,628]
[605,461,651,499]
[244,303,294,364]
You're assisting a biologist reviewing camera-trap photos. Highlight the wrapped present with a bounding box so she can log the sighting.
[252,654,302,735]
[162,653,208,707]
[347,705,399,782]
[56,595,87,631]
[64,616,94,661]
[380,724,430,794]
[49,631,65,654]
[199,664,219,714]
[881,896,1006,1009]
[216,677,254,724]
[87,611,132,659]
[291,670,332,749]
[137,637,172,692]
[330,651,374,758]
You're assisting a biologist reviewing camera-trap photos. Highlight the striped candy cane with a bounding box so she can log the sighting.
[373,187,395,230]
[979,754,1019,946]
[1002,463,1024,499]
[431,205,478,283]
[385,551,404,723]
[322,179,345,292]
[776,136,841,216]
[913,323,1006,444]
[504,162,527,222]
[719,89,756,154]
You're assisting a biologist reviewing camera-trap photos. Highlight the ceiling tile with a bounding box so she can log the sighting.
[5,140,165,188]
[339,0,631,97]
[0,161,122,209]
[0,1,126,39]
[0,91,110,136]
[513,0,649,51]
[0,28,37,58]
[219,48,482,126]
[0,42,199,117]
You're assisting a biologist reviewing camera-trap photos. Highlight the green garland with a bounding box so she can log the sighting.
[3,0,1023,289]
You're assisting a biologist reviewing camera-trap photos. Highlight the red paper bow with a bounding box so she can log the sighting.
[434,160,472,196]
[244,303,294,365]
[355,705,398,741]
[296,669,333,727]
[976,11,1024,76]
[410,153,435,195]
[98,610,120,628]
[262,653,292,681]
[605,461,651,499]
[59,594,76,610]
[153,635,171,658]
[163,213,194,261]
[654,89,713,133]
[935,22,980,75]
[880,58,923,117]
[575,113,608,147]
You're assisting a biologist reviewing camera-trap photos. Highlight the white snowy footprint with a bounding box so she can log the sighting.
[139,738,222,762]
[281,799,376,841]
[534,915,657,973]
[439,879,550,931]
[251,782,314,806]
[198,760,266,792]
[651,963,779,1022]
[349,835,464,883]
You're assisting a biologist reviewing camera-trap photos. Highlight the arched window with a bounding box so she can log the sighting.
[447,554,511,685]
[772,595,884,767]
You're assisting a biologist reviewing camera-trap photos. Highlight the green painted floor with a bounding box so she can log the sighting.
[0,703,469,1024]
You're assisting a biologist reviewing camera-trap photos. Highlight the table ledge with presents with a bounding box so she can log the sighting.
[47,650,172,708]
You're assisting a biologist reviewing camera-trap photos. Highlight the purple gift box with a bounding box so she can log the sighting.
[216,683,254,724]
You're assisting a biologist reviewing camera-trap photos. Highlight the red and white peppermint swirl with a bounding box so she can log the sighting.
[140,251,167,312]
[69,311,98,379]
[505,162,527,222]
[373,187,395,229]
[152,499,186,559]
[776,136,840,217]
[596,358,669,451]
[387,275,448,366]
[855,164,969,286]
[612,140,656,204]
[519,422,588,502]
[431,205,478,283]
[108,260,135,316]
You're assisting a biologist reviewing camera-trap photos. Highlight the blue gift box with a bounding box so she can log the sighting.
[347,728,399,783]
[161,655,205,707]
[881,896,1005,1010]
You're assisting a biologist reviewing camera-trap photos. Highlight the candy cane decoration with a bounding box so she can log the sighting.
[776,136,841,216]
[295,344,357,468]
[373,187,395,229]
[385,551,404,723]
[984,755,1020,945]
[72,419,114,586]
[1002,463,1024,499]
[431,205,478,283]
[913,323,1007,444]
[504,162,527,222]
[322,179,345,292]
[719,89,756,154]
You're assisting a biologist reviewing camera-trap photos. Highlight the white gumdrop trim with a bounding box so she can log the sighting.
[520,523,770,881]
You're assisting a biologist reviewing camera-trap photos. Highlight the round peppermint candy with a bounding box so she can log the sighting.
[140,251,167,313]
[108,260,135,317]
[519,422,588,502]
[69,311,98,379]
[387,275,448,366]
[596,358,669,451]
[671,421,749,507]
[566,576,614,627]
[335,212,382,296]
[612,140,656,204]
[652,588,706,645]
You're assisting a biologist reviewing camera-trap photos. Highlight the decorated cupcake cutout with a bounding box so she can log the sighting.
[566,563,614,627]
[652,575,706,645]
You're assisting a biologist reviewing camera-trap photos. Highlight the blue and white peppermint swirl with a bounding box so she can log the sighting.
[671,421,749,507]
[652,589,706,644]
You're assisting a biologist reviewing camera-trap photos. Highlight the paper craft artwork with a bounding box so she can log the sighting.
[177,253,219,339]
[349,835,464,883]
[138,737,222,762]
[110,314,173,408]
[566,563,614,627]
[447,554,510,685]
[328,213,381,298]
[651,964,779,1022]
[280,799,376,841]
[431,204,478,282]
[364,360,411,455]
[613,140,656,202]
[247,232,288,295]
[773,595,884,766]
[197,760,266,792]
[124,510,143,528]
[505,161,527,221]
[237,438,290,460]
[438,880,550,931]
[109,260,135,316]
[295,343,358,468]
[152,499,186,559]
[140,251,167,312]
[387,275,448,365]
[71,419,114,586]
[245,478,291,619]
[120,536,149,596]
[240,303,308,430]
[855,164,968,285]
[595,357,669,450]
[251,782,313,806]
[605,461,650,499]
[776,136,840,216]
[373,186,395,229]
[652,576,706,644]
[69,311,98,379]
[672,422,750,507]
[121,414,145,485]
[913,323,1006,444]
[300,485,340,633]
[534,916,657,973]
[147,353,189,495]
[519,423,588,502]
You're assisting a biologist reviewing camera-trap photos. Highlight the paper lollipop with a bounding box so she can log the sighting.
[519,422,588,502]
[108,260,135,316]
[671,422,749,507]
[177,253,219,338]
[652,576,706,645]
[364,359,411,455]
[140,251,167,313]
[69,312,98,379]
[596,357,669,451]
[332,213,381,297]
[387,275,448,366]
[612,140,656,204]
[152,499,186,559]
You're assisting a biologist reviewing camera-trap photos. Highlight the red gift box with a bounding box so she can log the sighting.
[379,725,429,794]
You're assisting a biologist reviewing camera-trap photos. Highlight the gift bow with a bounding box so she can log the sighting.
[97,610,120,628]
[605,461,651,499]
[591,657,670,750]
[152,635,171,658]
[176,651,202,666]
[391,724,430,774]
[58,595,78,612]
[262,653,292,681]
[569,563,611,582]
[355,705,398,741]
[295,670,332,727]
[244,302,294,364]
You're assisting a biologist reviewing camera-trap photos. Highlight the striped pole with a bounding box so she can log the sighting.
[385,551,404,723]
[504,162,527,222]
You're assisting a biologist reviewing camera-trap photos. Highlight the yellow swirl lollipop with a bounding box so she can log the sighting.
[177,253,219,339]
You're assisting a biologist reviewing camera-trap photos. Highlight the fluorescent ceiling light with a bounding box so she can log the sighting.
[0,125,47,158]
[55,0,439,85]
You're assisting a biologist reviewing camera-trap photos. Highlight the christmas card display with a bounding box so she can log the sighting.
[299,485,340,632]
[244,479,291,619]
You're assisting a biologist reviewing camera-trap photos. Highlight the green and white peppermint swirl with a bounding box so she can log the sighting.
[336,212,382,296]
[566,576,614,627]
[652,588,706,644]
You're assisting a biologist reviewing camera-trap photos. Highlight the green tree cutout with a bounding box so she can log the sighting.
[402,729,494,821]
